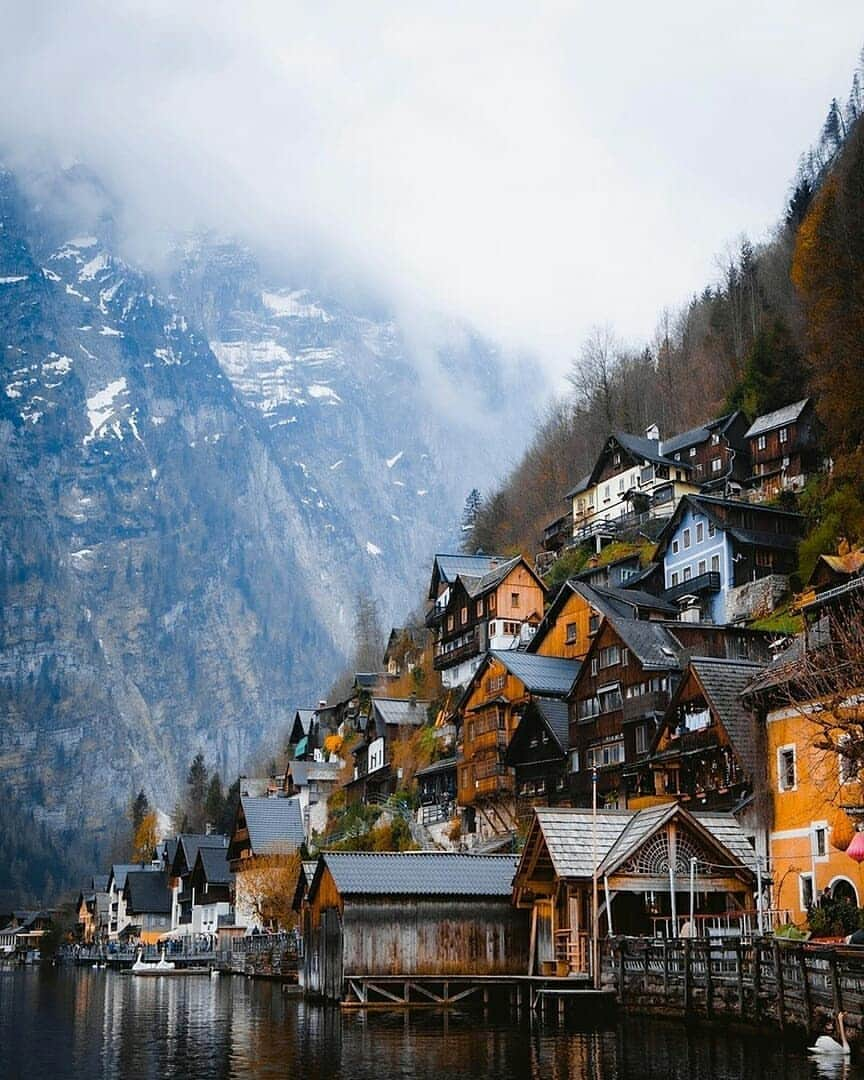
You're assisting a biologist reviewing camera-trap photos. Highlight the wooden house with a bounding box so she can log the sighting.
[568,615,773,809]
[188,847,233,937]
[0,911,55,957]
[660,411,751,491]
[528,579,676,662]
[286,709,318,760]
[504,697,571,812]
[76,875,109,944]
[302,852,527,1000]
[415,756,457,823]
[627,656,766,815]
[106,862,160,940]
[284,758,342,837]
[428,554,546,688]
[122,870,171,944]
[745,398,820,499]
[167,833,229,931]
[513,804,758,976]
[343,695,430,806]
[456,651,579,837]
[228,795,305,928]
[654,495,805,624]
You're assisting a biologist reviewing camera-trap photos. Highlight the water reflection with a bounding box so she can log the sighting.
[0,969,862,1080]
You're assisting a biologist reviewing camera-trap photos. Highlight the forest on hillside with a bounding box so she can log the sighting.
[468,55,864,575]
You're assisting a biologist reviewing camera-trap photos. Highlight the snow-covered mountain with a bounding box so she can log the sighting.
[0,165,540,879]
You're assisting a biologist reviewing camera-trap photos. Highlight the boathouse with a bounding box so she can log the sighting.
[513,803,758,977]
[302,851,527,1000]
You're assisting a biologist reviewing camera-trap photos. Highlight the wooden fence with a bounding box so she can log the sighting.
[604,936,864,1043]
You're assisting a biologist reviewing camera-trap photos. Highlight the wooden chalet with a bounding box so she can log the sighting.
[301,852,527,1001]
[286,709,318,760]
[167,833,229,930]
[528,579,676,662]
[428,554,546,688]
[415,755,457,823]
[513,804,758,976]
[626,656,767,813]
[0,911,55,956]
[122,870,171,944]
[343,695,430,806]
[76,875,109,944]
[504,697,570,812]
[568,615,773,809]
[228,794,305,928]
[744,398,820,499]
[660,411,751,491]
[188,846,234,936]
[457,651,579,837]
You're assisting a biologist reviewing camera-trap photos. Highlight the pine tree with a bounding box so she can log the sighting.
[186,753,209,833]
[204,774,225,832]
[130,789,150,836]
[460,489,482,533]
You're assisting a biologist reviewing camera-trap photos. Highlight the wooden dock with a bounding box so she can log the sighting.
[340,972,615,1010]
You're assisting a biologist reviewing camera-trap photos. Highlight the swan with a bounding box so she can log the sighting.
[156,948,175,971]
[809,1012,851,1056]
[131,947,152,973]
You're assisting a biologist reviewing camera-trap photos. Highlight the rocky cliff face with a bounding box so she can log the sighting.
[0,166,539,880]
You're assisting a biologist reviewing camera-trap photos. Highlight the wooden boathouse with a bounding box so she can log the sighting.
[301,851,529,1003]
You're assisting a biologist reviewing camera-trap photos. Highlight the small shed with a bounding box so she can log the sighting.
[303,851,527,999]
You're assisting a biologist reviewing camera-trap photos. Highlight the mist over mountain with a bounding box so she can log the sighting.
[0,164,540,898]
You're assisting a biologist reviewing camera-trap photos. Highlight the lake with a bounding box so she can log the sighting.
[0,967,860,1079]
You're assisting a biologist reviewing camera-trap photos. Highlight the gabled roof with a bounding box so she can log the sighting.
[610,618,683,670]
[289,759,342,787]
[194,846,233,887]
[488,650,580,696]
[91,874,109,893]
[460,555,543,600]
[612,431,688,472]
[123,870,170,915]
[653,494,804,559]
[371,697,429,727]
[660,412,740,456]
[428,553,509,598]
[171,834,229,878]
[532,696,570,751]
[313,852,518,897]
[564,472,592,499]
[109,863,159,892]
[592,584,677,616]
[684,656,765,778]
[415,755,457,779]
[237,796,305,856]
[744,398,811,439]
[518,805,757,884]
[291,709,316,738]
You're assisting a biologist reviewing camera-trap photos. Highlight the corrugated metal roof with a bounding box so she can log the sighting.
[415,755,457,778]
[372,697,429,726]
[489,651,580,695]
[744,398,810,438]
[318,852,519,896]
[462,555,525,599]
[241,796,305,855]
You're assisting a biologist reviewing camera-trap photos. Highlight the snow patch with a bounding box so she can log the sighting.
[329,460,344,470]
[65,284,90,302]
[79,253,109,281]
[84,378,128,444]
[42,354,73,377]
[307,384,342,403]
[0,275,27,284]
[386,450,403,469]
[69,235,98,248]
[262,290,331,321]
[417,489,428,496]
[41,267,61,282]
[365,542,382,557]
[99,325,123,337]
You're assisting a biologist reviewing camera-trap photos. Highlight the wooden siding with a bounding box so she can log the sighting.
[533,591,596,661]
[341,898,529,978]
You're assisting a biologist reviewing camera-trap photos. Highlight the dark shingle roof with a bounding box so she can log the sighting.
[614,431,688,470]
[317,852,518,896]
[689,657,765,778]
[564,473,592,499]
[430,554,509,596]
[241,796,305,854]
[372,697,429,727]
[533,696,570,750]
[196,847,232,886]
[173,833,228,876]
[592,584,677,616]
[124,870,170,915]
[110,863,159,892]
[660,413,736,456]
[489,651,580,695]
[611,618,683,670]
[415,755,457,778]
[744,398,810,439]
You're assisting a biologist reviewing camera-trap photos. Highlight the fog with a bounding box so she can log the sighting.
[2,2,862,381]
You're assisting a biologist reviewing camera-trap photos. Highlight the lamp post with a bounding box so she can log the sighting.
[592,764,599,990]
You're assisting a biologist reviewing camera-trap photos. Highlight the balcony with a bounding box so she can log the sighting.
[434,632,479,670]
[664,570,721,604]
[542,512,573,552]
[622,690,669,723]
[425,603,447,629]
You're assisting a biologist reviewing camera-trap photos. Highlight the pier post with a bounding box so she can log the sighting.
[830,954,843,1016]
[618,941,626,1003]
[753,942,762,1020]
[705,939,714,1018]
[734,941,744,1018]
[662,939,669,997]
[797,945,813,1037]
[683,940,691,1014]
[772,941,785,1031]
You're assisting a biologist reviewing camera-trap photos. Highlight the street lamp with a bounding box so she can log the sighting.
[592,765,599,989]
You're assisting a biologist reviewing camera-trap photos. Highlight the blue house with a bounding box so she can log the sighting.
[654,495,804,624]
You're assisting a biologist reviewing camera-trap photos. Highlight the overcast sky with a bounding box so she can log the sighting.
[2,3,863,383]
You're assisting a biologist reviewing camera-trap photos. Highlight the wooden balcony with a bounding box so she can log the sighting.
[433,632,479,670]
[664,570,720,604]
[542,512,573,552]
[622,690,669,723]
[555,929,590,975]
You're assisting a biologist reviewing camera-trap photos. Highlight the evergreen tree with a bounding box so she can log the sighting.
[130,789,150,837]
[728,318,807,419]
[204,773,225,832]
[186,753,209,833]
[460,489,482,533]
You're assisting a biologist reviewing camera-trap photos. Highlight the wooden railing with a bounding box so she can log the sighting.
[555,929,590,975]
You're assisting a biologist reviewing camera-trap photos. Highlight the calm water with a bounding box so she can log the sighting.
[0,967,861,1080]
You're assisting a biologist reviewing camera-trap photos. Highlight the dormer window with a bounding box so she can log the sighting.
[613,452,621,466]
[711,433,720,446]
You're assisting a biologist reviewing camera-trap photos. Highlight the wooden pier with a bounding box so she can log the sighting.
[340,972,614,1011]
[605,935,864,1044]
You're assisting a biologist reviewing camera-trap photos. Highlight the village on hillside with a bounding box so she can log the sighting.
[7,393,864,1034]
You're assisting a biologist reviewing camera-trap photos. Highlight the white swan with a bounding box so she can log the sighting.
[810,1012,851,1056]
[131,947,152,973]
[155,948,175,971]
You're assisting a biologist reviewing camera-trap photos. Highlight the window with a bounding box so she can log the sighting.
[698,559,707,575]
[756,550,774,569]
[672,540,680,555]
[778,746,797,792]
[711,554,720,573]
[599,645,620,669]
[696,463,703,476]
[813,826,827,859]
[510,592,520,608]
[712,458,722,473]
[782,456,790,468]
[779,427,788,444]
[689,446,697,457]
[447,615,454,632]
[618,475,626,492]
[590,657,598,676]
[589,613,600,635]
[486,673,506,694]
[613,452,621,466]
[674,453,681,462]
[489,593,496,612]
[577,696,600,721]
[597,684,622,714]
[461,606,468,624]
[565,622,577,644]
[711,433,720,446]
[683,528,691,549]
[586,738,625,769]
[696,522,704,543]
[670,571,679,587]
[757,434,766,450]
[800,873,814,912]
[708,521,716,538]
[570,749,580,773]
[621,648,629,667]
[683,567,692,581]
[604,484,611,502]
[635,724,649,755]
[475,600,483,617]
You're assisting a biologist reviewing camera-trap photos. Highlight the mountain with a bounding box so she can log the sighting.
[0,165,539,895]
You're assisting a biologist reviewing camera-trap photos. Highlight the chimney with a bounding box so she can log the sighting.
[645,423,660,441]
